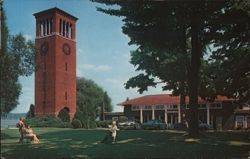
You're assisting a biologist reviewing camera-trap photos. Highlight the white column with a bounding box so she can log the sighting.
[40,22,43,36]
[244,116,247,128]
[69,24,72,38]
[48,20,50,35]
[164,108,168,124]
[44,20,47,36]
[206,103,210,125]
[178,104,181,123]
[140,108,143,124]
[235,116,238,129]
[152,106,155,120]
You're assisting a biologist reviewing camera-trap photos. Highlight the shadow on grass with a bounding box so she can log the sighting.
[1,128,250,159]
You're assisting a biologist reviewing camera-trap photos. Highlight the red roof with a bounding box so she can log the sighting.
[118,94,235,106]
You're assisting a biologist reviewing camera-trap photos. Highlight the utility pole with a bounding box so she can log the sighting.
[101,100,105,121]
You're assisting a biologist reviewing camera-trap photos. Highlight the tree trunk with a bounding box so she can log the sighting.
[188,20,202,137]
[179,80,186,123]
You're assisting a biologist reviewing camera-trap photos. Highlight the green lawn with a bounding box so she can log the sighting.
[1,128,249,159]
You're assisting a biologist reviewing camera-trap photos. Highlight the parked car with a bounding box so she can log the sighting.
[198,121,213,130]
[173,123,188,130]
[118,121,139,130]
[140,120,166,130]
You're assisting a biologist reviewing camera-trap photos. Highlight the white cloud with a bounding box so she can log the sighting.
[78,64,112,71]
[24,34,33,41]
[77,48,84,56]
[105,78,121,84]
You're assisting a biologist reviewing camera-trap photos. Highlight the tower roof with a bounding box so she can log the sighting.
[33,7,78,21]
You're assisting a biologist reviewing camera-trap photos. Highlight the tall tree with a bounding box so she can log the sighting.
[76,77,112,123]
[93,0,249,136]
[0,4,35,115]
[200,1,250,103]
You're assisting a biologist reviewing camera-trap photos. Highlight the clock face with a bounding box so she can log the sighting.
[40,42,48,56]
[63,43,71,55]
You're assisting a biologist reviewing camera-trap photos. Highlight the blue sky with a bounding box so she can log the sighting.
[4,0,168,113]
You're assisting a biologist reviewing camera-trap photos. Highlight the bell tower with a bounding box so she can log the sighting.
[33,8,78,120]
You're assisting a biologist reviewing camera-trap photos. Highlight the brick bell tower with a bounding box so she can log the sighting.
[33,8,78,120]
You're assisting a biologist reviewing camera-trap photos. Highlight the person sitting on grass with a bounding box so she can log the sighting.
[101,121,119,144]
[25,125,40,144]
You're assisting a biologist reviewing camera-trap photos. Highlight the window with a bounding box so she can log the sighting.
[132,106,136,111]
[132,106,140,111]
[199,104,207,109]
[39,18,52,37]
[112,117,118,121]
[211,103,222,109]
[168,105,178,109]
[66,22,69,38]
[46,19,49,35]
[155,105,164,110]
[236,116,244,128]
[49,18,53,34]
[69,24,72,38]
[144,106,152,110]
[173,105,178,109]
[59,19,62,35]
[65,92,67,100]
[65,63,68,71]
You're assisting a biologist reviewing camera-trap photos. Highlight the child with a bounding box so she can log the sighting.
[101,121,119,144]
[25,125,40,144]
[110,121,119,144]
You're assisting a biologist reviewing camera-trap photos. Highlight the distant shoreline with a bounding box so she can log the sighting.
[1,113,26,128]
[1,119,19,128]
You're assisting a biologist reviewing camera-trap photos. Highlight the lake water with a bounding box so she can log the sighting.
[1,119,19,128]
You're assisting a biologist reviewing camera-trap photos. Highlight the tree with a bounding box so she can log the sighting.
[57,107,70,122]
[76,77,112,128]
[93,0,249,137]
[1,4,35,115]
[26,104,35,118]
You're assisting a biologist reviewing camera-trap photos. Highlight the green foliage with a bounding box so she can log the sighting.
[118,116,128,123]
[24,116,71,128]
[71,119,82,129]
[26,104,35,118]
[96,120,112,128]
[77,77,113,123]
[73,110,96,129]
[57,107,70,122]
[1,128,249,158]
[94,0,249,136]
[0,4,36,115]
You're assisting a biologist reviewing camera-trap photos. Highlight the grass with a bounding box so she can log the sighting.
[1,128,250,159]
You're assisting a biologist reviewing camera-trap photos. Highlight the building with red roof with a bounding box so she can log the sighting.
[118,94,240,130]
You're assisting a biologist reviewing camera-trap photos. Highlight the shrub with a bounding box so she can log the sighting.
[24,116,71,128]
[26,104,35,119]
[57,107,70,122]
[118,116,128,123]
[96,120,112,128]
[73,111,96,129]
[72,119,82,128]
